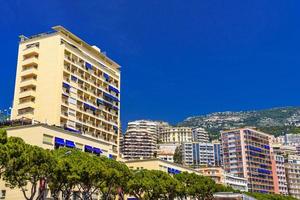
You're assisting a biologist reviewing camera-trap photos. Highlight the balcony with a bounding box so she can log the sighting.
[19,90,35,99]
[18,101,35,109]
[22,56,38,67]
[23,46,39,57]
[17,107,34,117]
[19,79,36,88]
[21,67,38,77]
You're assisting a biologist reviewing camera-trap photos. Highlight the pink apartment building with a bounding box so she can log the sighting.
[221,128,277,194]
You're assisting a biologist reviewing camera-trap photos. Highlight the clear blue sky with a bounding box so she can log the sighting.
[1,1,300,130]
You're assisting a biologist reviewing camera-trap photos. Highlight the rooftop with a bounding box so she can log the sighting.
[19,25,120,70]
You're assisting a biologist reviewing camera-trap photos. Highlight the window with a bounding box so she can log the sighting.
[68,97,77,105]
[70,87,77,94]
[0,190,6,199]
[68,109,76,116]
[75,143,83,150]
[67,120,76,128]
[43,134,53,145]
[25,42,39,49]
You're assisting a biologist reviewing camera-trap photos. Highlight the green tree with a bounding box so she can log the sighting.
[100,157,131,200]
[173,147,182,164]
[126,169,166,200]
[1,137,53,200]
[0,129,8,176]
[48,148,82,200]
[175,172,217,200]
[76,154,106,200]
[126,169,184,200]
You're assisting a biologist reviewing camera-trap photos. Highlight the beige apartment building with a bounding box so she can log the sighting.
[11,26,121,156]
[0,26,122,199]
[160,126,192,143]
[285,155,300,199]
[125,159,202,175]
[198,167,248,192]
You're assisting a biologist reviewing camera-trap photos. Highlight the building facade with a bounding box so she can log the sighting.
[182,142,214,167]
[221,128,276,193]
[213,140,223,167]
[274,154,288,195]
[11,26,121,155]
[122,120,159,160]
[125,159,202,175]
[285,155,300,199]
[160,126,192,144]
[284,134,300,146]
[192,127,209,143]
[198,167,248,192]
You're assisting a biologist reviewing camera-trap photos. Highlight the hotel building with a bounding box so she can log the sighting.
[221,128,276,193]
[10,26,121,157]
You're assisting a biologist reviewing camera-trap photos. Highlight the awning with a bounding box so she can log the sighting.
[113,106,119,111]
[103,73,110,81]
[103,101,113,108]
[66,140,76,148]
[71,75,77,82]
[97,99,104,105]
[84,103,97,111]
[63,82,71,89]
[109,85,120,94]
[85,62,93,70]
[93,147,103,154]
[85,145,93,152]
[168,167,181,174]
[55,137,65,146]
[64,127,80,133]
[104,93,119,102]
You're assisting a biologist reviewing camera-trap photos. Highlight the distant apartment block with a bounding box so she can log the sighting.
[192,127,209,143]
[198,167,248,192]
[274,154,288,195]
[160,126,192,143]
[123,120,159,160]
[284,134,300,146]
[10,26,121,157]
[285,155,300,199]
[221,128,276,193]
[181,142,214,167]
[213,140,223,167]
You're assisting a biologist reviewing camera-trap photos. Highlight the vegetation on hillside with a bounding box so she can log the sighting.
[178,106,300,140]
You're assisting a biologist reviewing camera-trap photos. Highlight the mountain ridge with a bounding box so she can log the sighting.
[177,106,300,140]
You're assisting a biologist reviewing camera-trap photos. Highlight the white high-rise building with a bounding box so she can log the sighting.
[123,120,160,160]
[274,154,288,195]
[181,142,214,167]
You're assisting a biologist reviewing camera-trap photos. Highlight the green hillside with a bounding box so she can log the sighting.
[178,106,300,140]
